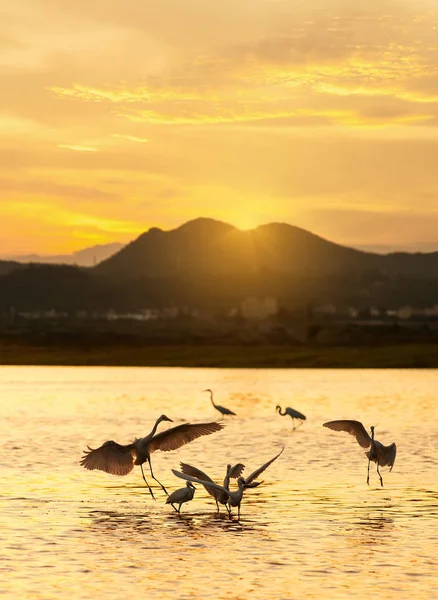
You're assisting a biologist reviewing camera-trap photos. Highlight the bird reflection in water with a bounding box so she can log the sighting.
[84,509,155,536]
[347,508,395,550]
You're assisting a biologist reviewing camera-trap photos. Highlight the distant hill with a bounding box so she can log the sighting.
[0,260,25,276]
[1,219,438,311]
[4,242,124,267]
[357,242,438,254]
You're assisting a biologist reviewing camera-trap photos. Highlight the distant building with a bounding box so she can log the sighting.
[397,306,413,320]
[314,304,337,316]
[241,297,278,320]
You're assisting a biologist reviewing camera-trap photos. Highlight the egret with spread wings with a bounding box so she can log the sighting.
[80,415,224,499]
[179,462,245,514]
[172,447,284,519]
[323,420,396,487]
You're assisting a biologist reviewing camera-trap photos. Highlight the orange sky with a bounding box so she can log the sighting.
[1,0,438,255]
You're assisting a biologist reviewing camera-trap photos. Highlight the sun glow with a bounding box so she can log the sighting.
[1,0,438,255]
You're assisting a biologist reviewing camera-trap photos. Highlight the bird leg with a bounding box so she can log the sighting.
[376,462,384,487]
[148,459,169,495]
[140,464,156,500]
[237,504,241,520]
[178,504,182,514]
[170,503,178,512]
[215,500,220,513]
[367,458,371,485]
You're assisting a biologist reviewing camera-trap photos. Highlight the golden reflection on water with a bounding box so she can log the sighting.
[1,367,438,599]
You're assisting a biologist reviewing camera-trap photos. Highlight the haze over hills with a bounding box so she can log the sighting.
[95,217,438,279]
[1,225,436,267]
[3,242,124,267]
[357,242,438,254]
[1,218,438,311]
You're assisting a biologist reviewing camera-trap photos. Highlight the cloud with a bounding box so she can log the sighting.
[58,144,98,152]
[2,0,438,254]
[0,178,117,201]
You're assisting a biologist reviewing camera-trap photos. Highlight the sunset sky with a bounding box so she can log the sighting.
[2,0,438,255]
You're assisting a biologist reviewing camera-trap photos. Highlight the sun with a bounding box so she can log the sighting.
[232,214,259,231]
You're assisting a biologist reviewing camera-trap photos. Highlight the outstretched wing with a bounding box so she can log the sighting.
[380,443,397,470]
[171,469,230,498]
[323,420,371,448]
[148,421,224,453]
[229,463,245,478]
[80,440,135,476]
[180,463,215,484]
[180,462,217,498]
[245,447,284,485]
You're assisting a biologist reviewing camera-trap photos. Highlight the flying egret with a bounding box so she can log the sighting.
[323,420,396,487]
[80,415,224,499]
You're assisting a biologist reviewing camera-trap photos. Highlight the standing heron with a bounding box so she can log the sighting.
[323,420,396,487]
[172,447,284,518]
[166,482,196,513]
[80,415,224,499]
[204,389,236,416]
[276,406,306,429]
[179,462,245,514]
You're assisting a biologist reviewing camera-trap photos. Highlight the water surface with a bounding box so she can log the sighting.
[1,367,437,599]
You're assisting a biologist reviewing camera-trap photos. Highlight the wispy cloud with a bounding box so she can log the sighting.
[110,133,149,143]
[2,0,438,253]
[58,144,98,152]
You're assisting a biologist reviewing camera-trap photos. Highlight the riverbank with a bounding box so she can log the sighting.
[1,343,437,367]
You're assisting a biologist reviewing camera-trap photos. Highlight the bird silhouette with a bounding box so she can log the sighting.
[80,415,224,499]
[179,462,245,514]
[172,447,284,518]
[166,482,196,513]
[323,420,396,487]
[204,389,236,416]
[276,406,306,429]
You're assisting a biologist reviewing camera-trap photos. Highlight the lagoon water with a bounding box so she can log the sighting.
[1,366,438,599]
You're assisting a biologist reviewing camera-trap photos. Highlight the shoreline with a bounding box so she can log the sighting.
[1,343,437,368]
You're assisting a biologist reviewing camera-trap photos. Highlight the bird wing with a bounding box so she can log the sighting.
[217,405,236,415]
[180,463,215,484]
[229,463,245,478]
[323,420,371,448]
[79,440,136,476]
[148,421,224,453]
[287,408,306,420]
[171,469,230,498]
[380,443,397,470]
[180,462,218,498]
[245,447,284,485]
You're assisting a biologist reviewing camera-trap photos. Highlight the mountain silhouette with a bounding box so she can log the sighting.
[95,217,438,279]
[1,218,438,311]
